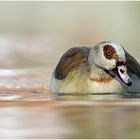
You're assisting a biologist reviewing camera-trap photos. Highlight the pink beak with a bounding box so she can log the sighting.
[112,65,132,86]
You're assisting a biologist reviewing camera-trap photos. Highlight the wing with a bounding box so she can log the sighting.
[54,47,91,80]
[125,50,140,78]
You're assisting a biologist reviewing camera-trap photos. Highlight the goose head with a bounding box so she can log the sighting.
[89,41,132,86]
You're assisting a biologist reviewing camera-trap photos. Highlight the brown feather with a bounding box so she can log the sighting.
[90,76,114,83]
[54,47,91,80]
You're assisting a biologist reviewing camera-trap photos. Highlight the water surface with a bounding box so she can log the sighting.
[0,68,140,139]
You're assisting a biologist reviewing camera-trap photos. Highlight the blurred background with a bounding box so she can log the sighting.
[0,1,140,82]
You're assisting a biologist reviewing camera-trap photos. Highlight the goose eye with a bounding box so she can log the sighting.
[103,44,116,60]
[107,50,112,56]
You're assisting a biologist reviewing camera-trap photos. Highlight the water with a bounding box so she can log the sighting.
[1,94,140,139]
[0,68,139,139]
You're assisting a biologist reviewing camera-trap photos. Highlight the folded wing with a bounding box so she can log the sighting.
[54,47,91,80]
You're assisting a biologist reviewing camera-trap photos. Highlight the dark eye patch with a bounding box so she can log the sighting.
[116,61,126,66]
[103,44,116,59]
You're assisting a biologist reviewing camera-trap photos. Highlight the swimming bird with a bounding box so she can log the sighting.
[50,41,140,94]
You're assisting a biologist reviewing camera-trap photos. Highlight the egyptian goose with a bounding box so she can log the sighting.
[50,41,140,94]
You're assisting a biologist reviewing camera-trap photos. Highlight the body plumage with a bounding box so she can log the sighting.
[50,41,140,94]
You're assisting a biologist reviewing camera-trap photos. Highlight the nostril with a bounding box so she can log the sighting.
[120,69,124,74]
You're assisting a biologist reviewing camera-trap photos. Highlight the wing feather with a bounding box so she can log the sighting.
[125,50,140,78]
[54,47,91,80]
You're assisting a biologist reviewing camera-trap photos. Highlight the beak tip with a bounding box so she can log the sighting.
[127,80,132,87]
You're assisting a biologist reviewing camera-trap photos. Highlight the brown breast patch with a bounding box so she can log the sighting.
[90,76,114,83]
[103,44,117,60]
